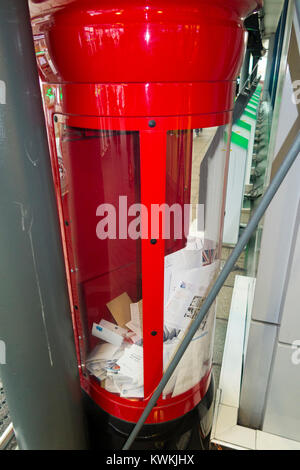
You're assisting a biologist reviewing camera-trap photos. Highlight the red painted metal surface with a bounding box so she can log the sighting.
[29,0,262,424]
[31,0,262,83]
[140,131,166,397]
[89,368,212,424]
[58,82,236,118]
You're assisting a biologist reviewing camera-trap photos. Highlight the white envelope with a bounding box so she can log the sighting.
[92,319,127,347]
[117,344,143,386]
[86,343,120,363]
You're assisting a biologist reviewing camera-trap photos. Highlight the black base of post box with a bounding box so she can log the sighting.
[82,376,215,450]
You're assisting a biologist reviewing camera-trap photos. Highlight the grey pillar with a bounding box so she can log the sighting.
[240,49,251,90]
[0,0,88,449]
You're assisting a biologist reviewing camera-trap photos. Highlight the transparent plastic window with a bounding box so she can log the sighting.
[86,237,219,400]
[81,126,228,399]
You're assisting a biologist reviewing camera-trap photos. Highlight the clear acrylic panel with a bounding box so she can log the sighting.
[163,126,230,398]
[54,118,230,401]
[54,118,144,399]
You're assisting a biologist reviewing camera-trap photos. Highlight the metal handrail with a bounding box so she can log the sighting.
[239,59,261,96]
[123,131,300,450]
[0,423,14,450]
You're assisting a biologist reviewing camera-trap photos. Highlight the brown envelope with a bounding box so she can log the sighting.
[106,292,132,329]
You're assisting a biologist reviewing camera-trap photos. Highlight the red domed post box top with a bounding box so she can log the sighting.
[30,0,262,423]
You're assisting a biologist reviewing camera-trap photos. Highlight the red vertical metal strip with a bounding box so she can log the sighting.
[140,130,166,398]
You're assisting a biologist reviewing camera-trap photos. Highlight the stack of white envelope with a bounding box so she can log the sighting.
[88,305,144,398]
[86,340,144,398]
[87,236,219,399]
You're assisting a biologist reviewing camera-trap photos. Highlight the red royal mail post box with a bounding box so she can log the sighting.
[30,0,262,449]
